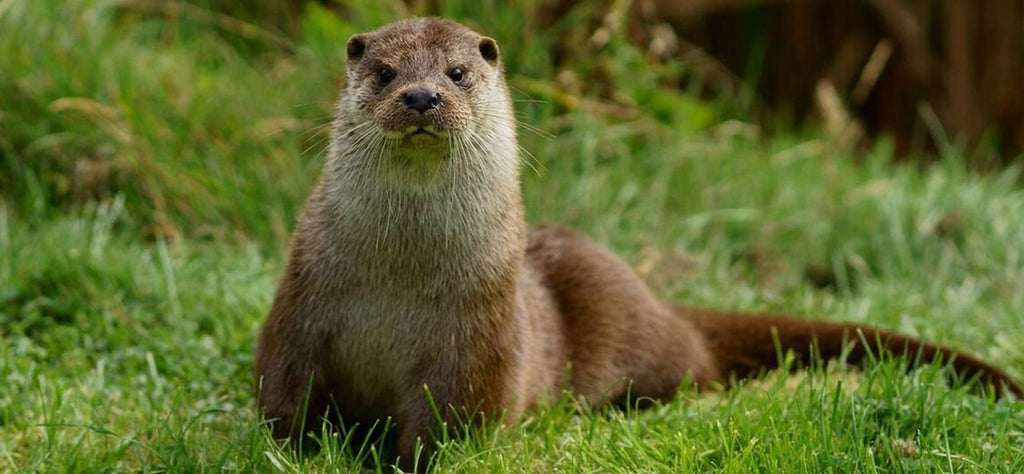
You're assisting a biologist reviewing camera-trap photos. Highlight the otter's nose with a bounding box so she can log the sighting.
[402,88,441,113]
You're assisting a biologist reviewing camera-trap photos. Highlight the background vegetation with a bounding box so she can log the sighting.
[1,0,1022,472]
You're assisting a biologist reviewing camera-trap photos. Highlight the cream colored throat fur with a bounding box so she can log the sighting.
[255,17,1023,472]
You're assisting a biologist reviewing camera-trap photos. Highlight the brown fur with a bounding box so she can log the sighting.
[256,17,1023,471]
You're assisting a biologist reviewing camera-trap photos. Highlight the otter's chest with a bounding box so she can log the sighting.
[325,287,455,408]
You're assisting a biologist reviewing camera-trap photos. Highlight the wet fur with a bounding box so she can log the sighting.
[256,17,1023,471]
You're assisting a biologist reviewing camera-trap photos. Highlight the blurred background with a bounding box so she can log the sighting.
[2,0,1021,245]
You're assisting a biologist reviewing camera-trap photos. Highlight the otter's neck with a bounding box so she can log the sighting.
[312,121,524,295]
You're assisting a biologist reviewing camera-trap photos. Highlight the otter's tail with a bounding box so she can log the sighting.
[672,306,1024,399]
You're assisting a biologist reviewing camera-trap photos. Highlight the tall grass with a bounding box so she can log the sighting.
[1,0,336,242]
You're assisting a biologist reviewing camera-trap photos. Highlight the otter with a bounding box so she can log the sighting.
[256,17,1022,470]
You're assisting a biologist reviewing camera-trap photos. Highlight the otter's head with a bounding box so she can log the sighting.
[334,18,515,188]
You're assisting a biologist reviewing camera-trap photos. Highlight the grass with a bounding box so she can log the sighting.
[2,0,1023,472]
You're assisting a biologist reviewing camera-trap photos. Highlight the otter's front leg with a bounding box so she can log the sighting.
[255,300,331,444]
[392,369,510,471]
[394,399,437,472]
[255,352,330,444]
[393,385,469,472]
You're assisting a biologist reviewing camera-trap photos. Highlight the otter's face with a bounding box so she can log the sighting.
[341,19,506,152]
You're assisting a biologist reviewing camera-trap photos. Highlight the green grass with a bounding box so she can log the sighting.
[2,0,1023,472]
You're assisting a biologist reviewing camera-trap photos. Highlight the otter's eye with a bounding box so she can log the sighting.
[378,67,395,85]
[449,67,464,83]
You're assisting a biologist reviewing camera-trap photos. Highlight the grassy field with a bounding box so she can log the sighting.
[2,0,1023,472]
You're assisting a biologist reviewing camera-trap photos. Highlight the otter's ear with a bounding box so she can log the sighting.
[347,34,367,61]
[478,37,499,65]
